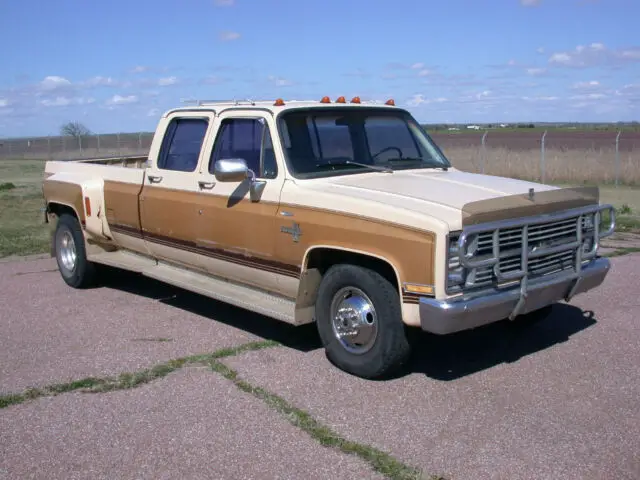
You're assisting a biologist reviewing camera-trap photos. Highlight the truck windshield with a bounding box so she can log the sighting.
[276,107,451,179]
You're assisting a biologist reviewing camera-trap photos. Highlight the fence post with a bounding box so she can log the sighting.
[138,132,142,151]
[97,133,100,152]
[540,130,547,184]
[481,131,488,174]
[47,136,51,160]
[615,130,622,187]
[117,133,121,155]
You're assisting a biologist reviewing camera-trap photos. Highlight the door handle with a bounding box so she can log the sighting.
[198,181,216,189]
[148,175,163,183]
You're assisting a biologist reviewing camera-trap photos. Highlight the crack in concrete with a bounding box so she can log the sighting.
[0,339,443,480]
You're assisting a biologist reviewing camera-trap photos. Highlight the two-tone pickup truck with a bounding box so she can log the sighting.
[42,96,616,378]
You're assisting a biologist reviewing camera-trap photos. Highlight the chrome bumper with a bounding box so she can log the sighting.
[419,257,611,335]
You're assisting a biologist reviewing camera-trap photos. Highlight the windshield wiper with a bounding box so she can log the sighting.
[315,160,393,173]
[384,157,448,171]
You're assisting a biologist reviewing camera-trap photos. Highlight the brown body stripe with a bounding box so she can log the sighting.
[110,223,301,278]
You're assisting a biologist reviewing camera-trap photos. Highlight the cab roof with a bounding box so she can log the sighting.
[162,97,403,117]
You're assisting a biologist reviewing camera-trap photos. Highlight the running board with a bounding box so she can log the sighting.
[89,250,298,325]
[89,250,157,273]
[142,263,297,324]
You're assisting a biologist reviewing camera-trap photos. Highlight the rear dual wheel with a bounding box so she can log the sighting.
[315,264,412,379]
[53,213,97,288]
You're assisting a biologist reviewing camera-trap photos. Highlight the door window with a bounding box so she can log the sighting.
[209,118,277,179]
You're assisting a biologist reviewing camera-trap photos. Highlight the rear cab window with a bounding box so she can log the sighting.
[157,117,209,172]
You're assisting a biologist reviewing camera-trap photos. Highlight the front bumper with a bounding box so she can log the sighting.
[419,257,611,335]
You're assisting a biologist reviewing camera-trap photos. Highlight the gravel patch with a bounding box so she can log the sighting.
[224,255,640,480]
[0,368,383,479]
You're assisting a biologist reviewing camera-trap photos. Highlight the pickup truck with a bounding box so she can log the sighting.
[42,96,616,379]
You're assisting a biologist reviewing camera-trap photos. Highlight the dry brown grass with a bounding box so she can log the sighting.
[443,146,639,185]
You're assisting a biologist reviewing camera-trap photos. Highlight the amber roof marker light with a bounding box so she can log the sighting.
[351,96,361,103]
[273,98,285,106]
[336,96,346,103]
[385,98,395,106]
[320,96,331,103]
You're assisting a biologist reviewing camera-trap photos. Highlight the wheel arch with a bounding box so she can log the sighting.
[294,245,403,325]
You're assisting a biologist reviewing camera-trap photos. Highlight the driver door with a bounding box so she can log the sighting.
[193,111,293,294]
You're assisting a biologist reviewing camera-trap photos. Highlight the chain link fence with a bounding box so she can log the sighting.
[1,128,639,186]
[0,132,155,161]
[428,128,639,187]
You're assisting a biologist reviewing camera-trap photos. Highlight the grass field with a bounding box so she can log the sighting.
[1,158,639,258]
[0,160,50,257]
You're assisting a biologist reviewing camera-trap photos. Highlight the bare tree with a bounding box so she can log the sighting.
[60,121,91,138]
[60,121,91,152]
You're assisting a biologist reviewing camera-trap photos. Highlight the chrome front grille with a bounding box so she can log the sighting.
[447,203,616,294]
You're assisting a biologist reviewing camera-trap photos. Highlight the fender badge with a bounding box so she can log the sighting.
[281,222,302,242]
[528,188,535,201]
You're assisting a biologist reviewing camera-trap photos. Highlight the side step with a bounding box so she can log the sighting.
[89,250,298,325]
[89,250,157,273]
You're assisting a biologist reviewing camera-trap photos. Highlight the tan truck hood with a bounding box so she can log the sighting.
[300,168,598,230]
[326,168,557,208]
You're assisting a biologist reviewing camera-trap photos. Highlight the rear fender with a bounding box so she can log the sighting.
[43,172,109,241]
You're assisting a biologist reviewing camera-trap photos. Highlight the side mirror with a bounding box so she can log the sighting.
[213,158,249,182]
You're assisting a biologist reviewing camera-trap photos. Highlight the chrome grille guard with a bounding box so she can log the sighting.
[456,203,616,320]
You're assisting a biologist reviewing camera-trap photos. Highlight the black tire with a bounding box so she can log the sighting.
[315,264,412,379]
[53,213,97,288]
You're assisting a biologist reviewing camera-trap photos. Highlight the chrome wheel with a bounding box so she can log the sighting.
[58,229,77,273]
[330,286,378,354]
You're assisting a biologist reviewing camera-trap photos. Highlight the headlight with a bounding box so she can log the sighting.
[582,214,595,231]
[447,232,465,290]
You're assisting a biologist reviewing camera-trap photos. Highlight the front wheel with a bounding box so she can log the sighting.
[53,213,97,288]
[315,264,412,379]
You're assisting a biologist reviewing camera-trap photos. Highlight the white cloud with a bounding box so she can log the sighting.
[147,108,160,117]
[521,95,559,101]
[521,0,541,6]
[268,75,292,87]
[417,69,433,77]
[572,80,601,90]
[536,47,545,54]
[0,98,8,107]
[407,94,448,106]
[131,66,149,74]
[40,76,72,91]
[549,43,640,67]
[158,76,178,86]
[411,63,425,70]
[83,76,117,87]
[214,0,234,5]
[526,67,547,76]
[40,96,95,107]
[219,31,241,41]
[106,94,138,105]
[570,92,607,100]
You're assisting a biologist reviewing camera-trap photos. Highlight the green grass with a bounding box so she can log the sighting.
[0,340,281,408]
[0,159,50,257]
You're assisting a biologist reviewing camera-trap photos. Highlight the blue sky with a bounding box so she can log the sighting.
[1,0,639,137]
